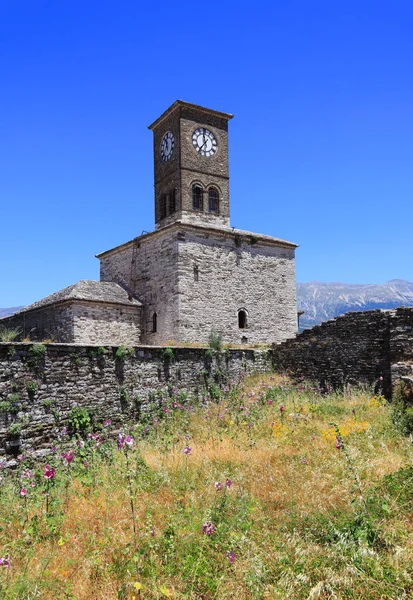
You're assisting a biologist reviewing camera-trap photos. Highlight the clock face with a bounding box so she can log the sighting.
[192,128,218,157]
[160,131,175,162]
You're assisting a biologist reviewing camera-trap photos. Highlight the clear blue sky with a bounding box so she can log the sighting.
[1,0,412,307]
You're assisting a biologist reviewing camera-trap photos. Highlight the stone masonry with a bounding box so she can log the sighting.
[0,343,270,457]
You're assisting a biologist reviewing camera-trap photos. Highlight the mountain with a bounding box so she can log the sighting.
[297,279,413,330]
[0,307,23,319]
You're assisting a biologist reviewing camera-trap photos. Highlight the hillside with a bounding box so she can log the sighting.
[0,307,23,319]
[297,279,413,329]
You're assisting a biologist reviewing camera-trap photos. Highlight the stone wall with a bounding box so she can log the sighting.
[4,304,74,342]
[271,307,413,396]
[2,301,142,346]
[72,302,141,346]
[0,343,270,457]
[99,223,298,346]
[178,228,298,346]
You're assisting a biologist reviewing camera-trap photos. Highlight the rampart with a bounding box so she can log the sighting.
[271,307,413,396]
[0,344,270,459]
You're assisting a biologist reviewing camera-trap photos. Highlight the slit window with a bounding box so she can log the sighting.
[238,310,247,329]
[194,265,199,282]
[152,312,157,333]
[208,187,219,213]
[169,188,176,214]
[192,185,203,211]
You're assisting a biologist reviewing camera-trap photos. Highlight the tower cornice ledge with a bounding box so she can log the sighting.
[96,222,298,259]
[148,100,234,131]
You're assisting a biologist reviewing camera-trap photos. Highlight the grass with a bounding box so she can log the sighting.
[0,374,412,599]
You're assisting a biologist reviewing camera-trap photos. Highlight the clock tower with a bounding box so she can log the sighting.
[148,100,233,230]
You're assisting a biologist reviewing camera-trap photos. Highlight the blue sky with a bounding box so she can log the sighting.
[1,0,412,307]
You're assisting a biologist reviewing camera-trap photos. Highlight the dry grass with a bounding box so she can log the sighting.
[0,375,412,599]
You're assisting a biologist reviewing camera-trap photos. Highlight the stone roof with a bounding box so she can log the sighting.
[96,222,298,258]
[10,281,141,316]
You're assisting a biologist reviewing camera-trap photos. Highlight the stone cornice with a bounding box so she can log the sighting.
[148,100,233,131]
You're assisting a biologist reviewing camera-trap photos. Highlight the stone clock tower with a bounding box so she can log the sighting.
[148,100,233,229]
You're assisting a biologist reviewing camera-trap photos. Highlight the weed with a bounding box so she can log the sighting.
[0,326,21,342]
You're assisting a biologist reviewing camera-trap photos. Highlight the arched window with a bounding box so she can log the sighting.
[208,187,219,213]
[152,312,157,333]
[192,184,203,211]
[238,309,247,329]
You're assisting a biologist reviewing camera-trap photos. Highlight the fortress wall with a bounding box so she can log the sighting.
[271,307,413,396]
[0,344,270,459]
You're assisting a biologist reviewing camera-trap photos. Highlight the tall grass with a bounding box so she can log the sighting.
[0,375,412,599]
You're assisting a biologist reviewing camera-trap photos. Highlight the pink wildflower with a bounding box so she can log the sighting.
[226,478,233,488]
[61,449,76,465]
[124,435,134,447]
[226,551,237,564]
[103,419,112,427]
[0,556,10,568]
[44,465,56,480]
[214,481,224,491]
[183,446,192,456]
[202,521,215,535]
[280,405,285,413]
[336,436,341,450]
[20,488,27,497]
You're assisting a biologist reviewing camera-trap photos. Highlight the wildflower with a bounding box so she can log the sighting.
[226,551,237,564]
[151,526,155,537]
[268,399,273,405]
[352,408,356,416]
[335,436,341,450]
[185,433,191,440]
[61,427,68,436]
[202,521,215,535]
[103,419,112,427]
[0,556,10,568]
[31,481,36,487]
[280,405,285,413]
[183,446,192,456]
[214,481,224,491]
[118,433,125,450]
[44,465,56,480]
[301,458,308,464]
[20,488,27,497]
[61,450,76,465]
[226,478,233,488]
[125,435,134,447]
[17,454,25,461]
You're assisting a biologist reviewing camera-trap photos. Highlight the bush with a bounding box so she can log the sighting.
[0,326,21,342]
[68,406,94,437]
[208,331,222,351]
[391,380,413,434]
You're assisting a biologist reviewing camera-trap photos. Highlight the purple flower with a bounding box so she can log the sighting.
[226,478,233,488]
[103,419,112,427]
[125,435,134,447]
[336,436,341,450]
[183,446,192,456]
[61,449,76,465]
[301,458,308,465]
[202,521,215,535]
[214,481,224,491]
[20,488,27,497]
[268,399,273,405]
[44,465,56,480]
[17,454,25,462]
[0,556,10,568]
[280,405,285,413]
[118,433,125,450]
[226,551,237,564]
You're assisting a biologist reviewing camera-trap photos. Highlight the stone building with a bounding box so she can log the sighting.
[1,101,298,346]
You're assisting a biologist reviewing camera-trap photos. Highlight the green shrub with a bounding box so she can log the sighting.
[8,422,21,437]
[161,347,175,362]
[68,406,94,436]
[391,380,413,434]
[208,331,222,352]
[26,380,38,399]
[0,326,21,342]
[115,346,133,361]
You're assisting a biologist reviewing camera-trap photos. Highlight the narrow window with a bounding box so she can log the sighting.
[194,265,199,282]
[169,188,176,214]
[238,310,247,329]
[192,184,203,211]
[208,187,219,213]
[160,194,167,220]
[152,312,157,333]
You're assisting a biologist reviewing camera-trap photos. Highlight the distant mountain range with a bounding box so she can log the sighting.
[297,279,413,330]
[1,280,413,332]
[0,307,23,319]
